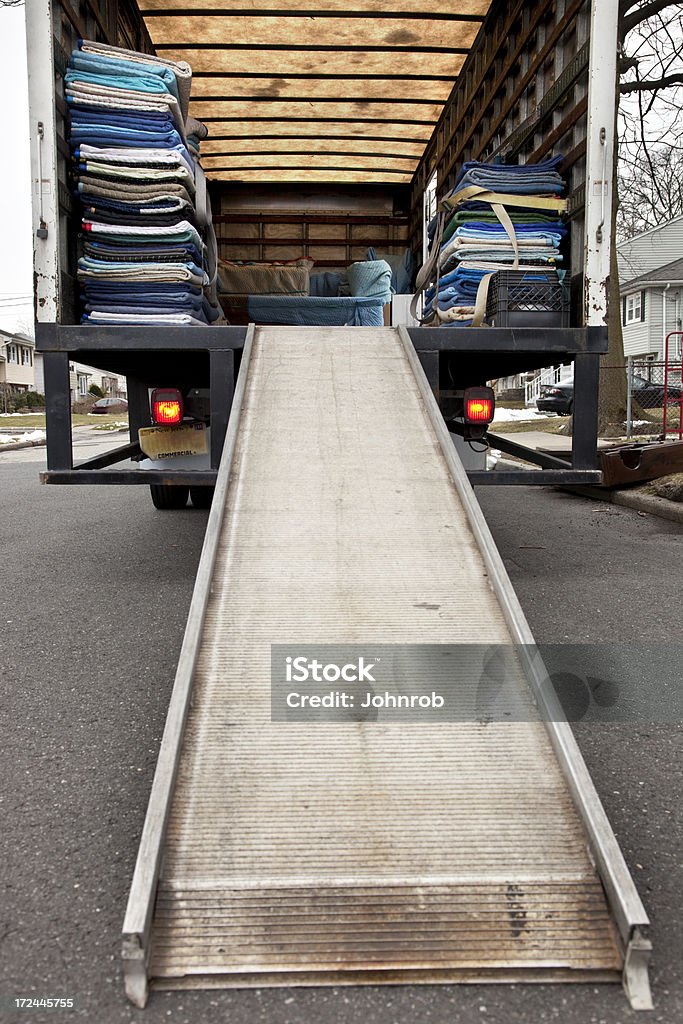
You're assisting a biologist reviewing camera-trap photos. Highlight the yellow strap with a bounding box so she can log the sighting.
[441,186,567,214]
[469,203,517,327]
[491,202,519,267]
[471,272,495,328]
[435,305,477,324]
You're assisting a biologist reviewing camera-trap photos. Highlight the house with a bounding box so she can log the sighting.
[0,328,36,396]
[505,217,683,404]
[33,353,128,405]
[617,218,683,362]
[70,362,128,403]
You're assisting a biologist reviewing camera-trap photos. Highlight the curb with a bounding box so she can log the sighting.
[612,490,683,524]
[0,438,46,453]
[562,484,683,526]
[489,455,683,525]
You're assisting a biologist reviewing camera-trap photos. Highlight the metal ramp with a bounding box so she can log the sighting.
[122,326,651,1008]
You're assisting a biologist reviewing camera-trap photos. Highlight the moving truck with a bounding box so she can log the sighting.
[26,0,653,1012]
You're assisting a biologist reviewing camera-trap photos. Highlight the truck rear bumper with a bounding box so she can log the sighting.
[41,469,218,485]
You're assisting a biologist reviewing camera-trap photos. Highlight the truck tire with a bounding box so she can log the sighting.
[190,486,214,509]
[150,484,189,510]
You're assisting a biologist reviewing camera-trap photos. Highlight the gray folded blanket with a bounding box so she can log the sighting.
[78,178,195,207]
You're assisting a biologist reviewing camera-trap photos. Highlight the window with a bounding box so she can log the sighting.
[7,344,18,364]
[624,292,643,325]
[77,374,89,396]
[20,346,33,366]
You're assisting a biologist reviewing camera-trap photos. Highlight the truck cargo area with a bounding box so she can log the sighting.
[29,0,619,489]
[122,327,651,1008]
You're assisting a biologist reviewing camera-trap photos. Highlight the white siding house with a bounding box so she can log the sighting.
[32,353,128,404]
[0,329,36,392]
[618,219,683,361]
[69,362,128,404]
[618,215,683,282]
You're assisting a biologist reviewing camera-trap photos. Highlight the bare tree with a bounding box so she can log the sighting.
[598,1,683,432]
[617,145,683,240]
[619,1,683,233]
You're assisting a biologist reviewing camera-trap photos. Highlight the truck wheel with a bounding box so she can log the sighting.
[190,486,214,509]
[150,484,189,510]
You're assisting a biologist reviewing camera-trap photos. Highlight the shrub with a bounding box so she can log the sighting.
[6,390,45,412]
[72,397,97,413]
[23,391,45,408]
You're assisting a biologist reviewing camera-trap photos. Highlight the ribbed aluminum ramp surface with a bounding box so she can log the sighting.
[123,327,651,1007]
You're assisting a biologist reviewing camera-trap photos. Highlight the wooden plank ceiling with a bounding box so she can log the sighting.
[139,0,492,184]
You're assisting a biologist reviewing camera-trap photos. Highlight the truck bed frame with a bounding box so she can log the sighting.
[36,323,606,487]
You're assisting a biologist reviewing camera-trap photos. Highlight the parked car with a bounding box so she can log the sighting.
[536,380,574,415]
[91,396,129,414]
[630,374,683,408]
[537,374,683,415]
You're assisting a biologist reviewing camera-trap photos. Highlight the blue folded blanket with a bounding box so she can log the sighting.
[247,295,385,328]
[70,125,187,153]
[79,194,194,217]
[446,225,565,246]
[452,155,565,196]
[70,107,176,129]
[65,69,174,97]
[71,50,181,105]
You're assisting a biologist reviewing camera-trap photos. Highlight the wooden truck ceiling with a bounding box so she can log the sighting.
[139,0,493,184]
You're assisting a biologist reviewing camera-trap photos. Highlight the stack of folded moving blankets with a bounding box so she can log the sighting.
[420,156,568,327]
[66,40,220,326]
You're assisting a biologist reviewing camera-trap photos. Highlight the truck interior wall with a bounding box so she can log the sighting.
[409,0,592,320]
[209,184,410,271]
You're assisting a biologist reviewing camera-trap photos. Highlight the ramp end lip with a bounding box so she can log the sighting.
[123,933,149,1008]
[623,928,653,1011]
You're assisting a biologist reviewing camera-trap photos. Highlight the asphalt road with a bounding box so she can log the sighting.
[0,446,681,1024]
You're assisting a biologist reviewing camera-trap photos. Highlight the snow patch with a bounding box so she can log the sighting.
[0,429,46,446]
[493,407,553,423]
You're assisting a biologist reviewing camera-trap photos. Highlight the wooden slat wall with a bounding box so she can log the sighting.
[211,185,409,268]
[409,0,592,280]
[139,2,493,184]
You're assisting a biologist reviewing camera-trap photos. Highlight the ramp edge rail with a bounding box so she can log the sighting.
[121,325,256,1009]
[397,326,652,1011]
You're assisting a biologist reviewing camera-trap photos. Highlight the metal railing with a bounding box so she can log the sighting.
[524,365,564,406]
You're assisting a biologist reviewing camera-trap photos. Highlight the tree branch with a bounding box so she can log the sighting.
[621,72,683,93]
[619,56,639,74]
[623,0,680,35]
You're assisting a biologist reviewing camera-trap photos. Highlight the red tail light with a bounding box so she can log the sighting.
[151,388,183,425]
[464,386,495,424]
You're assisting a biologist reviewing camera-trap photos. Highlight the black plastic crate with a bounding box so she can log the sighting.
[486,269,570,328]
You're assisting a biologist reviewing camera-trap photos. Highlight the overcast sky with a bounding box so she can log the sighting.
[0,4,32,334]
